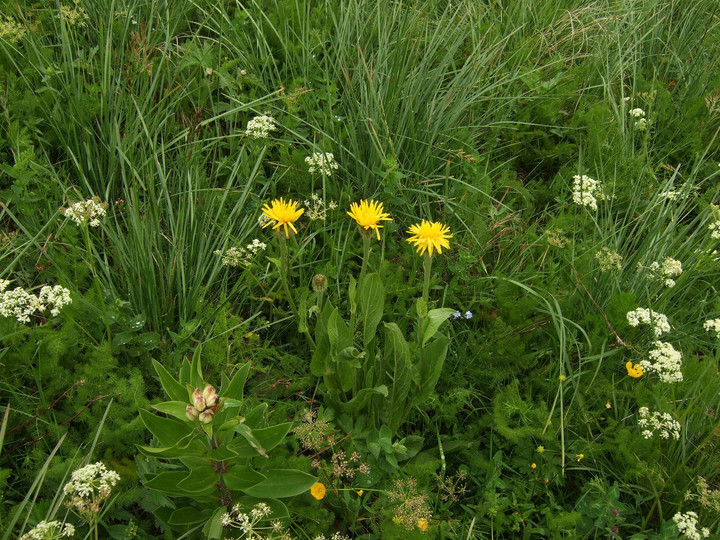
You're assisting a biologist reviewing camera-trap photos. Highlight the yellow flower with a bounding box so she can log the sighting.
[576,453,584,462]
[347,199,392,240]
[531,462,537,469]
[536,445,545,454]
[417,518,429,531]
[605,401,612,409]
[406,220,452,257]
[356,490,364,496]
[626,361,643,378]
[310,482,326,500]
[261,198,305,237]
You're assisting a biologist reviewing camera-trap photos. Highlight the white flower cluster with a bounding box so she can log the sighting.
[303,193,338,221]
[629,107,648,130]
[637,407,681,440]
[595,247,623,272]
[245,115,277,139]
[63,462,120,521]
[61,197,108,227]
[672,511,710,539]
[20,521,75,540]
[0,281,72,323]
[640,341,683,383]
[314,534,351,540]
[305,152,339,176]
[703,319,720,337]
[572,174,602,211]
[626,307,671,337]
[214,239,267,267]
[221,502,290,538]
[709,221,720,240]
[645,257,683,288]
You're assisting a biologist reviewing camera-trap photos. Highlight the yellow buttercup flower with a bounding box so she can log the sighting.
[347,199,392,240]
[417,518,429,531]
[310,482,326,500]
[406,220,452,257]
[261,198,305,237]
[626,361,643,378]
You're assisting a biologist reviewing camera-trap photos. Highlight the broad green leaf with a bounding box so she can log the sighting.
[243,469,317,499]
[310,302,335,377]
[168,507,213,526]
[244,403,267,428]
[203,507,226,540]
[144,471,213,497]
[359,273,384,347]
[223,464,265,491]
[224,362,250,401]
[152,401,191,422]
[233,423,268,457]
[412,335,450,405]
[298,288,309,333]
[139,409,194,447]
[152,359,187,402]
[384,324,411,433]
[190,344,204,389]
[177,465,218,493]
[338,385,388,415]
[226,423,291,458]
[420,308,455,347]
[327,308,352,351]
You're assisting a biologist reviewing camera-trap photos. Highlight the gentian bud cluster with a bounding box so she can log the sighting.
[186,384,221,423]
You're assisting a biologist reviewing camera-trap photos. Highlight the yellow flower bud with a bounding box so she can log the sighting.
[312,274,328,293]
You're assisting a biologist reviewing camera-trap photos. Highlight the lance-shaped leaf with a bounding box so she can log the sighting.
[152,359,187,402]
[359,273,384,347]
[243,469,317,498]
[384,323,411,433]
[419,308,455,347]
[222,464,266,491]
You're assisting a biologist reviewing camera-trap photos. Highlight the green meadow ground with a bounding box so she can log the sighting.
[2,0,720,538]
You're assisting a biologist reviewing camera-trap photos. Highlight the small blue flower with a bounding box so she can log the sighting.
[452,311,462,319]
[464,311,473,320]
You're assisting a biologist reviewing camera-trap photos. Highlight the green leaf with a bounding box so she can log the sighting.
[168,507,213,526]
[190,344,204,389]
[243,470,317,499]
[413,335,450,405]
[226,423,291,458]
[233,423,268,457]
[359,273,384,347]
[144,471,213,497]
[420,308,455,347]
[327,309,352,351]
[339,386,388,415]
[139,409,194,447]
[384,324,411,433]
[152,359,187,402]
[223,362,250,401]
[203,507,226,540]
[223,465,266,491]
[298,288,309,333]
[152,401,191,422]
[177,466,218,493]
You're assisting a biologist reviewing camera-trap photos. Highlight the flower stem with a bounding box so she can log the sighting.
[422,252,432,305]
[278,234,315,350]
[359,234,371,288]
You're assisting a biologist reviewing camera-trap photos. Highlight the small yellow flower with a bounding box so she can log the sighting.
[310,482,326,500]
[605,401,612,409]
[531,462,537,469]
[558,374,567,382]
[536,446,545,454]
[347,200,392,240]
[417,518,429,531]
[356,489,364,496]
[261,198,305,237]
[626,361,643,378]
[576,453,584,462]
[406,220,452,257]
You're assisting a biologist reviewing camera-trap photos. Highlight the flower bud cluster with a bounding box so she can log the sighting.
[0,281,72,323]
[20,520,75,540]
[672,511,710,539]
[595,247,623,272]
[626,307,671,337]
[60,197,108,227]
[637,407,681,440]
[186,384,220,424]
[303,193,338,221]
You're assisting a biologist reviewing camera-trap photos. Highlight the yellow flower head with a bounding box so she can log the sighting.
[347,199,392,240]
[576,453,584,462]
[261,198,305,237]
[406,220,452,257]
[310,482,326,500]
[417,518,429,531]
[531,462,537,470]
[626,361,643,378]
